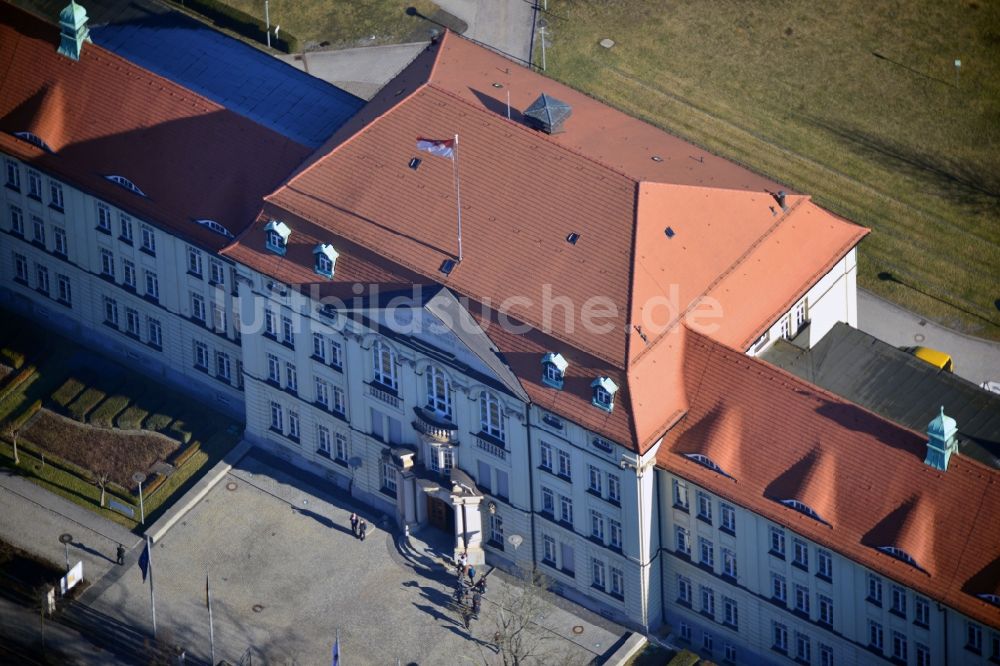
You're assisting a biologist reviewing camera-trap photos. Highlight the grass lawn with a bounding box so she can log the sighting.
[219,0,444,50]
[541,0,1000,339]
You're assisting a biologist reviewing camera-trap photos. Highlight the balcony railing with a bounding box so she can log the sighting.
[367,382,400,408]
[476,434,507,461]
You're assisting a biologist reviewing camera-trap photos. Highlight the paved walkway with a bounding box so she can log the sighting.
[858,289,1000,386]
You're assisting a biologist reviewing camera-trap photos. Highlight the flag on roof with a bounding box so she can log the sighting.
[416,137,455,159]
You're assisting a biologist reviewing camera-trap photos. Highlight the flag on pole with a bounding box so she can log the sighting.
[416,137,455,159]
[332,632,341,666]
[138,541,150,583]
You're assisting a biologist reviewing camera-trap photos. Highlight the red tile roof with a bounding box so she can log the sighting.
[0,4,312,251]
[659,329,1000,628]
[225,31,868,452]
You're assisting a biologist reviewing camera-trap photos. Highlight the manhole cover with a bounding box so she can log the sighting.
[252,604,264,613]
[572,625,584,635]
[914,333,925,343]
[226,482,238,491]
[599,38,615,49]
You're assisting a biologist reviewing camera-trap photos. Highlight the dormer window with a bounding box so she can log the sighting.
[876,546,922,570]
[313,244,339,278]
[105,175,146,197]
[13,131,54,153]
[264,220,290,255]
[591,377,619,412]
[541,352,568,389]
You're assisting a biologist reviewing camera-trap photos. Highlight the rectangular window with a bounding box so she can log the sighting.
[967,622,983,653]
[125,307,140,336]
[380,460,397,493]
[35,264,49,294]
[557,449,572,479]
[490,512,504,546]
[672,478,689,510]
[103,296,118,326]
[676,526,691,555]
[56,273,71,305]
[495,469,509,500]
[679,622,691,642]
[101,249,115,278]
[267,354,280,383]
[796,633,811,663]
[723,596,738,628]
[699,537,714,568]
[720,503,735,533]
[288,410,299,440]
[560,543,575,576]
[97,203,111,231]
[771,573,787,603]
[53,227,67,255]
[891,585,907,616]
[725,645,737,663]
[869,620,884,651]
[677,574,692,605]
[794,584,809,615]
[216,352,231,381]
[590,510,605,541]
[144,271,159,300]
[817,548,832,580]
[558,494,573,524]
[793,538,808,568]
[867,573,883,605]
[281,315,294,345]
[9,205,24,235]
[14,253,28,282]
[818,594,833,626]
[916,644,929,666]
[588,465,602,495]
[540,442,553,471]
[187,246,203,276]
[700,585,715,617]
[696,491,712,523]
[333,386,345,416]
[702,632,713,653]
[914,596,929,627]
[32,216,45,245]
[820,644,834,666]
[49,181,63,210]
[210,259,225,285]
[541,487,555,515]
[542,535,557,565]
[5,158,19,189]
[141,225,156,253]
[773,622,788,652]
[477,459,492,491]
[122,259,136,289]
[27,170,41,199]
[269,401,283,431]
[147,317,162,348]
[190,292,206,322]
[119,213,133,242]
[721,548,737,578]
[610,566,623,598]
[609,519,622,550]
[892,631,907,661]
[330,340,343,369]
[607,473,620,503]
[265,310,276,338]
[213,304,226,334]
[285,363,297,392]
[193,341,209,370]
[314,377,329,408]
[769,526,785,557]
[312,333,326,361]
[317,425,331,454]
[591,558,605,590]
[334,432,348,462]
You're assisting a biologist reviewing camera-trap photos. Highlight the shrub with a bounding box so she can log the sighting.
[90,395,130,428]
[0,347,26,370]
[68,388,106,422]
[179,0,300,53]
[116,405,149,430]
[143,412,172,432]
[52,378,86,409]
[166,419,193,445]
[172,440,201,467]
[0,365,36,401]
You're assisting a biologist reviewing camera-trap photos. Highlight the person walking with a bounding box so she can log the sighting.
[468,564,476,584]
[349,512,359,536]
[359,519,368,541]
[461,607,472,630]
[472,590,482,617]
[115,544,125,566]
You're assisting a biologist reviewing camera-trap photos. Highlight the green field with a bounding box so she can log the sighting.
[541,0,1000,339]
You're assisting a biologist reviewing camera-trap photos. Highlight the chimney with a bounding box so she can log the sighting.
[523,93,572,134]
[924,406,958,471]
[57,1,91,61]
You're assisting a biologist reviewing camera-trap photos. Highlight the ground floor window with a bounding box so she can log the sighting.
[317,425,331,455]
[610,566,624,599]
[489,513,504,548]
[381,460,397,494]
[334,432,348,462]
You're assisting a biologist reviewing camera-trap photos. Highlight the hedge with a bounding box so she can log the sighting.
[166,419,193,445]
[142,472,167,499]
[90,395,130,428]
[175,0,300,53]
[0,365,36,402]
[172,439,201,468]
[116,405,149,430]
[9,399,42,431]
[144,412,172,432]
[68,388,106,422]
[0,347,26,370]
[52,377,86,409]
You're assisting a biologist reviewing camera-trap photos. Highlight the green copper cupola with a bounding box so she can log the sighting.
[924,406,958,471]
[57,1,91,61]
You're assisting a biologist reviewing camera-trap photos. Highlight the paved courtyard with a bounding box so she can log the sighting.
[86,450,626,664]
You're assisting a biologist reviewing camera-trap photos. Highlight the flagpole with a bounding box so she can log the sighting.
[208,570,216,665]
[452,133,463,263]
[147,535,157,638]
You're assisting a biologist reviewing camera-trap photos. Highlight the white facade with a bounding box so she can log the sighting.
[658,469,1000,665]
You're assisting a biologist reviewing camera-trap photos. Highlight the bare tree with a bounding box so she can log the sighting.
[481,571,567,666]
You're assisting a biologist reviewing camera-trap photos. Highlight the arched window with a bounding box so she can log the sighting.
[425,365,452,419]
[372,339,397,389]
[479,391,505,441]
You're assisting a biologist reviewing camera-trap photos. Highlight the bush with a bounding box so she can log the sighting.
[166,419,193,445]
[172,440,201,467]
[0,347,26,370]
[143,473,167,499]
[116,405,149,430]
[143,412,172,432]
[90,395,130,428]
[52,378,86,409]
[67,388,106,422]
[178,0,301,53]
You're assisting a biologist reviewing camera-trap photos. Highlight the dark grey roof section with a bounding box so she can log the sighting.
[761,322,1000,469]
[523,93,572,134]
[424,288,529,402]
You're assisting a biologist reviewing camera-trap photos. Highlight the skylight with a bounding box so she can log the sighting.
[14,131,54,153]
[877,546,922,570]
[105,174,146,197]
[684,453,729,478]
[194,219,234,239]
[780,499,826,524]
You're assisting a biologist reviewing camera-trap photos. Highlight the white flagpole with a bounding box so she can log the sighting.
[208,570,216,665]
[147,535,157,638]
[452,134,463,263]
